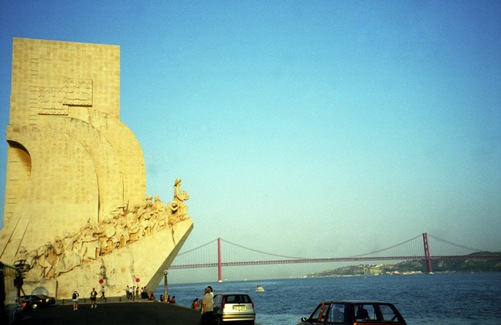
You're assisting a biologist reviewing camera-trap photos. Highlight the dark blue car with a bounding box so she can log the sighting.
[21,295,56,309]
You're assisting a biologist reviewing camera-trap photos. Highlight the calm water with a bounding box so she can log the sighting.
[155,272,501,325]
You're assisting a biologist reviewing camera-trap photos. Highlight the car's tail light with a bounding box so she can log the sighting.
[221,296,226,310]
[22,301,27,310]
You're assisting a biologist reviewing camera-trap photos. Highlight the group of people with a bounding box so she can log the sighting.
[67,282,222,325]
[159,295,177,303]
[69,284,210,319]
[125,286,153,300]
[71,286,105,311]
[71,285,178,310]
[124,285,180,303]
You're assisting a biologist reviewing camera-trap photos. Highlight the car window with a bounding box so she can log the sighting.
[355,304,377,322]
[310,303,328,323]
[327,304,345,324]
[378,304,400,322]
[240,295,251,303]
[225,295,251,304]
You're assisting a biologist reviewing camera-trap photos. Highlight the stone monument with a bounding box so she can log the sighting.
[0,38,193,298]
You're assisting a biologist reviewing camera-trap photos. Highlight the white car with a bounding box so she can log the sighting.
[213,293,255,325]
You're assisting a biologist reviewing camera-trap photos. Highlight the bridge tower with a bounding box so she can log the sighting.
[218,237,223,282]
[422,232,433,273]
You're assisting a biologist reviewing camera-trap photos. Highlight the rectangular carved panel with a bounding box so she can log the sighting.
[64,79,93,106]
[38,87,68,115]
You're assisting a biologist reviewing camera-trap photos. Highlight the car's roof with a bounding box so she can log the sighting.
[319,300,396,305]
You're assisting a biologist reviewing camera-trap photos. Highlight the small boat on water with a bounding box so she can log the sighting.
[255,285,265,292]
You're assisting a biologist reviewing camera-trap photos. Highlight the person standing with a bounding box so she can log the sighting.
[201,287,214,325]
[128,285,133,300]
[72,290,79,311]
[100,285,105,299]
[90,288,98,308]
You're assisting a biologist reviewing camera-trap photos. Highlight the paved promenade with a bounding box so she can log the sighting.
[21,299,201,325]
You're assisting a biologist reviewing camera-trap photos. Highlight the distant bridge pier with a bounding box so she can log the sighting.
[218,237,223,282]
[422,232,433,273]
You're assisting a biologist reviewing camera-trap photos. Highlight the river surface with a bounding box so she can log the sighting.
[155,272,501,325]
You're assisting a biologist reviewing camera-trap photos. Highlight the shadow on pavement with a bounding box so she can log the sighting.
[20,301,201,325]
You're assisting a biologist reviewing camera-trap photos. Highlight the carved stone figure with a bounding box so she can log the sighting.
[14,246,29,265]
[45,237,64,278]
[153,196,165,212]
[79,221,102,262]
[116,217,129,248]
[171,179,190,221]
[58,233,81,275]
[100,219,116,254]
[126,208,141,242]
[24,249,45,282]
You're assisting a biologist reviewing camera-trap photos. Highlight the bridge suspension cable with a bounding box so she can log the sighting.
[427,234,483,253]
[220,238,305,260]
[176,238,218,256]
[352,234,423,257]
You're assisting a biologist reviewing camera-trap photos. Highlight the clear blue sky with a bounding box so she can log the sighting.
[1,1,500,283]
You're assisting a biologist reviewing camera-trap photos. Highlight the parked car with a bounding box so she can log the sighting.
[213,293,255,325]
[21,295,56,309]
[297,301,406,325]
[36,295,56,306]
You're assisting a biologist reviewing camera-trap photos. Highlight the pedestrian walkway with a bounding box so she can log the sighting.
[20,301,201,325]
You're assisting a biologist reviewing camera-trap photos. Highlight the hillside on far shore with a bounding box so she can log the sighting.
[307,251,501,277]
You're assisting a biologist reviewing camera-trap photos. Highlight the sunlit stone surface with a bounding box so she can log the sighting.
[0,38,193,298]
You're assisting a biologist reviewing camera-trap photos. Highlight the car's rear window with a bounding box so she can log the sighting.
[225,295,252,303]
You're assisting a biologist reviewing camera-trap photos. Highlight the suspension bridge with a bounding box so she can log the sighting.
[170,232,500,282]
